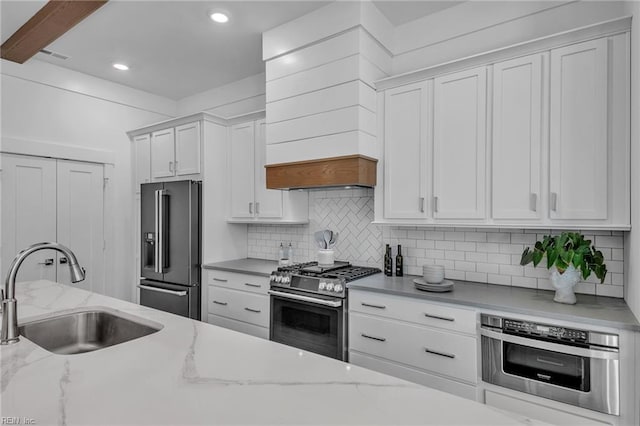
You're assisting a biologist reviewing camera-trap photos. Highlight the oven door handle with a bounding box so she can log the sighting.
[268,290,342,308]
[480,328,619,360]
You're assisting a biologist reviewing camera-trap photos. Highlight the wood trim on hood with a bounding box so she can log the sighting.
[265,155,377,190]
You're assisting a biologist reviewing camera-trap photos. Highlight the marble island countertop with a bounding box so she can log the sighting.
[1,280,541,425]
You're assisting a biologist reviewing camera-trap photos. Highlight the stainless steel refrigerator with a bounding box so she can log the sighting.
[139,180,201,320]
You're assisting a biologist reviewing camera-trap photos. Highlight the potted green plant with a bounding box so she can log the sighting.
[520,232,607,304]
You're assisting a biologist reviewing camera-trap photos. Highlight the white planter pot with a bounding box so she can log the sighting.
[549,264,580,304]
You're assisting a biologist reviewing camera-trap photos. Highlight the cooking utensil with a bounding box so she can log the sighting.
[323,230,332,250]
[314,231,327,249]
[329,232,338,248]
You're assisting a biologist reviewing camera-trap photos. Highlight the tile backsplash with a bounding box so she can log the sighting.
[247,190,625,298]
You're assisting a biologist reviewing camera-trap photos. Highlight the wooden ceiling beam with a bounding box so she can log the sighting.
[1,0,108,64]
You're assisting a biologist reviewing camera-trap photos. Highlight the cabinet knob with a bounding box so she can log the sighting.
[530,193,538,212]
[249,202,253,214]
[550,192,558,212]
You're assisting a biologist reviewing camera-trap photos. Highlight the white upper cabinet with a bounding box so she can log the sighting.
[492,53,543,221]
[228,119,306,223]
[151,128,175,179]
[433,67,487,220]
[134,134,151,187]
[229,121,257,219]
[376,26,630,229]
[146,121,201,182]
[253,119,283,218]
[383,81,429,219]
[175,122,201,176]
[549,39,608,221]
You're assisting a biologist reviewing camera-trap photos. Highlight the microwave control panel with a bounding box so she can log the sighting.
[503,319,588,343]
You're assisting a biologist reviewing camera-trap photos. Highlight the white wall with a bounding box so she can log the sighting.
[176,73,266,118]
[624,1,640,318]
[1,59,176,301]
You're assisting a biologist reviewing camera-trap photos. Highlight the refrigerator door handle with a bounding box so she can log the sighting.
[154,189,167,274]
[137,284,187,297]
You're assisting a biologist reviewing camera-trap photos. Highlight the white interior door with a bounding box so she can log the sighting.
[56,160,105,294]
[1,154,57,282]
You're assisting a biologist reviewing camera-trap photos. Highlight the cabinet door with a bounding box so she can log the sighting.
[433,67,487,219]
[134,134,151,187]
[229,122,255,218]
[56,160,105,294]
[1,154,57,282]
[151,128,175,179]
[383,81,430,219]
[253,119,283,218]
[549,39,608,220]
[492,54,543,220]
[175,122,201,176]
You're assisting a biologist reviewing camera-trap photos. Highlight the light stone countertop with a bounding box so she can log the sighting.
[348,275,640,331]
[202,258,277,277]
[0,280,542,425]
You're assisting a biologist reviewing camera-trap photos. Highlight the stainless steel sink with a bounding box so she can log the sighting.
[19,307,163,355]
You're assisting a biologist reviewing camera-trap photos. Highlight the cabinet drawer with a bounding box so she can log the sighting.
[349,312,477,383]
[208,286,269,327]
[206,270,269,295]
[349,351,477,401]
[349,290,477,334]
[207,314,269,340]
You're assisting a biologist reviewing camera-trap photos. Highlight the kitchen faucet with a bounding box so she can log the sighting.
[1,242,85,345]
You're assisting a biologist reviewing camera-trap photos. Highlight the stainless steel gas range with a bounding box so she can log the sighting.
[268,261,380,361]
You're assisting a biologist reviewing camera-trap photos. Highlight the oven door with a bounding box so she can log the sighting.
[269,289,346,361]
[480,328,619,415]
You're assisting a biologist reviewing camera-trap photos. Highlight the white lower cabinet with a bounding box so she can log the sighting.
[204,270,270,339]
[348,290,478,400]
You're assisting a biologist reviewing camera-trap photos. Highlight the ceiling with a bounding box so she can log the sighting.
[1,1,464,100]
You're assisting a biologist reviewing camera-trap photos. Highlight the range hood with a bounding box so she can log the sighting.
[265,155,377,190]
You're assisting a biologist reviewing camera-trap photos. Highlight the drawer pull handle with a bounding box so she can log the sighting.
[424,313,455,322]
[361,302,386,309]
[361,333,386,342]
[244,283,261,288]
[424,348,455,359]
[244,307,261,313]
[212,300,228,306]
[213,278,228,282]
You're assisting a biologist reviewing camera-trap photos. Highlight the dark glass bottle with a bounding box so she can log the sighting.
[384,244,393,276]
[395,245,403,276]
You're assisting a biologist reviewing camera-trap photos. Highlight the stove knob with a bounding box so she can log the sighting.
[318,281,327,291]
[326,282,335,291]
[275,275,283,283]
[334,283,343,293]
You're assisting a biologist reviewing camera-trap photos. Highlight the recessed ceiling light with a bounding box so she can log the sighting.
[210,12,229,23]
[113,63,129,71]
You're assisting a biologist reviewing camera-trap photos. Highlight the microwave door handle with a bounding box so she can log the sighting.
[480,328,619,360]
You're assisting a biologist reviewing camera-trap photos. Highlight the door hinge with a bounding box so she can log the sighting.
[103,177,109,189]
